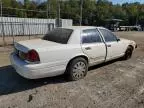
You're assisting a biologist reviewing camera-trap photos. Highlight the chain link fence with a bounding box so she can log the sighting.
[0,17,57,46]
[0,1,73,46]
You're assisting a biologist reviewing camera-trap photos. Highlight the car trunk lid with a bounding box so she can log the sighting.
[14,39,61,53]
[14,39,62,63]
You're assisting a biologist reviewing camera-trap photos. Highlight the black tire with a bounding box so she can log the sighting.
[66,57,88,81]
[123,46,133,60]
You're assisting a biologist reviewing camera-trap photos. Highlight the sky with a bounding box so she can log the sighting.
[110,0,144,4]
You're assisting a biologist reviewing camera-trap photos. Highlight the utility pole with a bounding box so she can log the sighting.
[80,0,83,26]
[136,8,139,26]
[58,1,60,20]
[0,0,2,17]
[47,0,50,18]
[57,0,61,27]
[47,0,48,18]
[0,0,5,46]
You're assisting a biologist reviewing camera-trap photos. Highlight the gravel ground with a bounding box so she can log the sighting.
[0,32,144,108]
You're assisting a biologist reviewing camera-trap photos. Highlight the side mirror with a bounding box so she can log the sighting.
[117,38,120,42]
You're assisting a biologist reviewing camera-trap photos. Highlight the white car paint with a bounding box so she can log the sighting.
[10,26,137,79]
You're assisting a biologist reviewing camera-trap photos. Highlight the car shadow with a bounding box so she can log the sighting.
[0,65,67,96]
[0,58,122,96]
[89,58,122,71]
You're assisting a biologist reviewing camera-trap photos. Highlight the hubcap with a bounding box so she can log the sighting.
[72,62,86,79]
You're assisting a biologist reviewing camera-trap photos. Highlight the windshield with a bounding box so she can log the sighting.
[42,28,73,44]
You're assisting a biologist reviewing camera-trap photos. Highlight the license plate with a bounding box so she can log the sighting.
[14,48,26,60]
[19,51,26,60]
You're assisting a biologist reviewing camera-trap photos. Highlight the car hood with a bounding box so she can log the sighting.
[120,38,135,43]
[120,38,136,46]
[120,38,130,42]
[15,39,61,52]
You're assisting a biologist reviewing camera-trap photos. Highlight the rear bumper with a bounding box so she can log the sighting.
[10,53,66,79]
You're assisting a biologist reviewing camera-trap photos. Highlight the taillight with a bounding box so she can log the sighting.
[26,50,40,63]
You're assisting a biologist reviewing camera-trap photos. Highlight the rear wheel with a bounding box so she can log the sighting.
[66,57,88,81]
[123,46,133,60]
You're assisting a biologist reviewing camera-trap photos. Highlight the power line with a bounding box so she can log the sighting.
[2,6,47,13]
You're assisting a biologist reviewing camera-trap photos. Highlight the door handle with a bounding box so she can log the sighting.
[107,44,111,47]
[85,47,91,50]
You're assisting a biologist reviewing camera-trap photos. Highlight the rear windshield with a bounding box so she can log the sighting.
[42,28,73,44]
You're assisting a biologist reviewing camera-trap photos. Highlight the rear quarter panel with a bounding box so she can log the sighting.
[37,44,86,68]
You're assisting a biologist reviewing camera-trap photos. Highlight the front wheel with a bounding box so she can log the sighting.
[123,46,133,60]
[66,57,88,81]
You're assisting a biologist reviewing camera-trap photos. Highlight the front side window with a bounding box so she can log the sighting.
[82,29,102,44]
[99,29,117,42]
[42,28,73,44]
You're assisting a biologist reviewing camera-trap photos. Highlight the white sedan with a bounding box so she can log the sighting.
[10,26,137,81]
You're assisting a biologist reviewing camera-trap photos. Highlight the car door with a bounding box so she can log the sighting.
[81,29,106,65]
[99,28,125,61]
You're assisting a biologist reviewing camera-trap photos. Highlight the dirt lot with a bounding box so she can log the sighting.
[0,32,144,108]
[0,35,42,46]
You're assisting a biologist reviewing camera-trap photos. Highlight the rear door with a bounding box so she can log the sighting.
[81,29,106,65]
[99,28,125,61]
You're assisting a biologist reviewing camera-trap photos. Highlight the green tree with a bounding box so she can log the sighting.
[1,0,144,27]
[24,0,30,17]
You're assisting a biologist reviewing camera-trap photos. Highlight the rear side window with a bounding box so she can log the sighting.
[43,28,73,44]
[99,29,117,42]
[82,29,102,44]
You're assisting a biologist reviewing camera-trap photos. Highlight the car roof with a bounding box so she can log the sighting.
[60,26,106,30]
